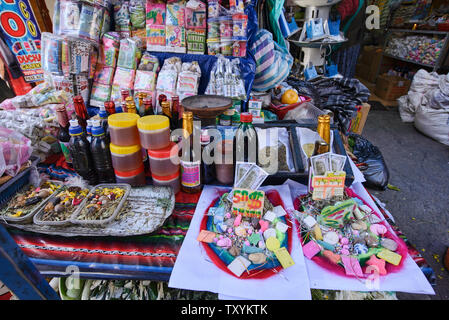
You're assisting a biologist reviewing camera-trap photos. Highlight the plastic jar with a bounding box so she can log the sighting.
[152,171,181,194]
[231,113,240,126]
[232,36,247,57]
[110,144,143,172]
[220,37,233,56]
[232,14,247,37]
[115,164,146,186]
[207,18,220,39]
[219,16,233,38]
[137,115,171,150]
[108,113,141,146]
[219,114,231,126]
[207,38,221,55]
[147,142,179,176]
[214,141,234,185]
[208,0,220,18]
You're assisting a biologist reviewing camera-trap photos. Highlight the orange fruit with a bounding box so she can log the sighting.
[281,89,299,104]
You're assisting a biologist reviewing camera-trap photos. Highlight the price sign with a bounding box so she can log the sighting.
[231,188,265,218]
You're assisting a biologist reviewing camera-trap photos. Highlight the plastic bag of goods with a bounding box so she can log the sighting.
[0,127,33,177]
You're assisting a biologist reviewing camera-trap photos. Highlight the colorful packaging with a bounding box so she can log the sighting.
[52,75,73,95]
[185,0,206,29]
[232,13,247,37]
[99,32,120,67]
[220,37,233,56]
[41,33,62,74]
[131,28,147,49]
[90,82,112,107]
[89,46,98,79]
[219,16,233,38]
[146,25,166,51]
[73,74,90,103]
[187,28,206,54]
[101,8,110,36]
[207,18,220,39]
[232,36,247,57]
[114,1,131,32]
[138,53,159,72]
[207,0,219,18]
[230,0,244,13]
[94,65,115,85]
[166,25,186,53]
[166,2,185,26]
[207,38,220,55]
[134,70,157,92]
[113,67,136,90]
[78,3,104,42]
[129,0,146,29]
[117,38,139,69]
[70,39,93,74]
[59,0,81,35]
[146,1,166,26]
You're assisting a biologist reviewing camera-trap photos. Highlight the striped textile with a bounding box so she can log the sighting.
[8,192,201,280]
[251,29,293,92]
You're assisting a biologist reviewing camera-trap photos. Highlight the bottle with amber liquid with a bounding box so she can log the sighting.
[137,92,147,116]
[161,100,172,121]
[316,114,331,153]
[121,89,130,112]
[126,96,137,114]
[180,112,202,193]
[143,97,154,116]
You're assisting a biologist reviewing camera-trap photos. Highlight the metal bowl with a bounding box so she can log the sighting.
[181,95,233,119]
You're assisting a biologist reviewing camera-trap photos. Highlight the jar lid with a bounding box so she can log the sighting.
[232,13,248,20]
[137,115,170,131]
[240,112,252,122]
[108,113,140,128]
[147,142,179,158]
[115,164,144,177]
[110,143,141,155]
[152,170,180,181]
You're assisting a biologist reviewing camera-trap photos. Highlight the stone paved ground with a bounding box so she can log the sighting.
[362,105,449,300]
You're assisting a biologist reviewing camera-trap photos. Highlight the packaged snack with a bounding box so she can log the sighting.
[185,0,206,29]
[70,38,93,74]
[114,1,131,32]
[59,0,81,35]
[117,38,139,69]
[146,0,166,26]
[220,37,233,56]
[99,32,120,67]
[73,74,90,103]
[166,25,186,53]
[207,38,220,55]
[79,3,104,42]
[90,82,112,107]
[232,13,247,37]
[138,52,159,72]
[129,0,146,29]
[146,25,166,51]
[207,18,220,38]
[187,28,206,54]
[232,36,247,57]
[134,70,157,92]
[207,0,219,18]
[166,2,185,26]
[219,16,233,38]
[94,65,115,85]
[41,33,62,74]
[113,67,136,90]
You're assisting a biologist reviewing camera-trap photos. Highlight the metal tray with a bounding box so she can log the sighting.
[33,185,94,227]
[0,180,64,224]
[69,184,131,227]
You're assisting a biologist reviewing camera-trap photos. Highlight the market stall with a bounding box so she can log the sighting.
[0,0,439,300]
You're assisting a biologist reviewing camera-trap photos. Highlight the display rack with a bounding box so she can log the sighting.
[380,28,449,74]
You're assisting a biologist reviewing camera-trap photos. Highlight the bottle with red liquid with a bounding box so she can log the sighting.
[143,97,154,116]
[55,104,72,165]
[104,101,116,116]
[121,89,130,113]
[73,95,89,131]
[171,95,180,130]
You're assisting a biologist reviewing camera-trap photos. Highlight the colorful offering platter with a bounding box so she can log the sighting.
[199,189,294,279]
[39,187,90,222]
[0,181,62,219]
[293,188,408,278]
[73,186,127,222]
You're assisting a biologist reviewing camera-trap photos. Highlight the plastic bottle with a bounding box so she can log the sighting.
[90,120,116,183]
[68,119,98,185]
[98,105,109,138]
[234,112,258,163]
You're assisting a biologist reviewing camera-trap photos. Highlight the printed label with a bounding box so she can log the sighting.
[181,160,200,187]
[60,141,72,164]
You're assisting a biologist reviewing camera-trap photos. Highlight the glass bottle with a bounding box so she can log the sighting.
[121,89,130,112]
[56,104,72,165]
[126,96,137,114]
[316,115,331,153]
[137,92,147,116]
[143,97,154,116]
[73,95,89,131]
[180,112,202,193]
[161,100,172,121]
[171,95,180,130]
[200,130,215,185]
[104,101,116,115]
[234,112,258,164]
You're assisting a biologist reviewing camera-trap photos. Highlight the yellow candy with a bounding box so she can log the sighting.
[266,237,281,252]
[377,249,402,266]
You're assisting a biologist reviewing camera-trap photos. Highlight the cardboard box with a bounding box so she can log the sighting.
[356,46,383,83]
[350,103,371,135]
[375,74,411,101]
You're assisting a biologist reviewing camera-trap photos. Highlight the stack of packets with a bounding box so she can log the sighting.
[155,57,182,112]
[114,0,147,44]
[134,52,160,108]
[53,0,111,44]
[197,162,296,278]
[308,152,347,200]
[146,0,206,54]
[90,32,120,107]
[41,32,97,104]
[185,0,207,54]
[110,37,144,101]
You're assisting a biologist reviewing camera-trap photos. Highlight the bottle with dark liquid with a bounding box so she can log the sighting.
[98,105,109,137]
[171,95,180,130]
[234,112,258,164]
[73,95,89,131]
[180,112,202,193]
[90,120,116,183]
[68,119,98,185]
[143,97,154,116]
[55,104,72,165]
[200,130,215,184]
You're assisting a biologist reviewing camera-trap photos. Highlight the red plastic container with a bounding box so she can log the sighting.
[268,95,312,120]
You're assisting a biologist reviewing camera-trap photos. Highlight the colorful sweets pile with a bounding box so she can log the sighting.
[0,181,62,218]
[296,192,405,278]
[200,192,291,278]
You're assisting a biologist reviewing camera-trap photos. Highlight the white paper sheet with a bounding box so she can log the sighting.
[168,184,312,300]
[283,179,435,295]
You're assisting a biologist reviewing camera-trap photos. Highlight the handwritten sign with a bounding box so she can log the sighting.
[231,188,265,218]
[311,171,346,200]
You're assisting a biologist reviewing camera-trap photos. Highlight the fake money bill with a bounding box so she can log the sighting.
[310,153,330,176]
[330,154,347,172]
[228,163,269,202]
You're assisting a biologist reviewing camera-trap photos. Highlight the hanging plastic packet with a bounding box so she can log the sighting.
[134,53,159,93]
[41,33,62,74]
[117,37,139,69]
[99,32,120,68]
[59,0,81,36]
[114,0,131,32]
[70,38,93,74]
[101,8,111,36]
[94,65,115,85]
[129,0,146,29]
[53,0,61,34]
[232,59,246,100]
[90,82,112,107]
[79,3,104,42]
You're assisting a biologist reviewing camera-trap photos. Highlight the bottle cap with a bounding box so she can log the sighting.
[137,115,170,131]
[108,113,140,127]
[99,106,108,118]
[69,119,83,136]
[240,112,252,123]
[91,121,105,136]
